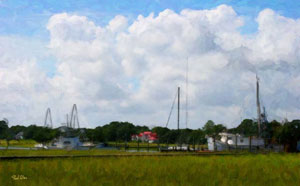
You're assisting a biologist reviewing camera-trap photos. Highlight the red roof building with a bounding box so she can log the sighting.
[131,131,158,143]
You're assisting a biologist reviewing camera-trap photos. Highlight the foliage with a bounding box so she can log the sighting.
[9,125,26,136]
[0,120,9,139]
[203,120,226,140]
[189,129,206,144]
[262,120,282,144]
[278,120,300,152]
[23,125,60,143]
[101,121,137,142]
[235,119,257,136]
[152,126,170,142]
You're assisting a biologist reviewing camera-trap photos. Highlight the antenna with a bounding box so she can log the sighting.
[44,108,53,128]
[256,75,261,137]
[178,87,180,130]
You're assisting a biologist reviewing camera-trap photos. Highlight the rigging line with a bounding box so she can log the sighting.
[166,91,178,128]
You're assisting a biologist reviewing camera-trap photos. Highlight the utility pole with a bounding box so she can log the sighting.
[256,75,261,137]
[178,87,180,130]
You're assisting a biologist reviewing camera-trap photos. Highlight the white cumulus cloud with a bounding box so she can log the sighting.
[1,5,300,128]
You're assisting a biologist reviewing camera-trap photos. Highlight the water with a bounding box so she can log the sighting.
[125,149,159,153]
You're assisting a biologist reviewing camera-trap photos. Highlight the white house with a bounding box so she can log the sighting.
[207,132,264,151]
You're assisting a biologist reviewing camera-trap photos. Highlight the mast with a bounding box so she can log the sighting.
[256,75,261,137]
[70,104,80,128]
[66,114,69,127]
[185,58,189,129]
[178,87,180,130]
[44,108,53,128]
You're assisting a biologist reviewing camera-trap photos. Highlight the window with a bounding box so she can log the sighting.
[240,139,244,143]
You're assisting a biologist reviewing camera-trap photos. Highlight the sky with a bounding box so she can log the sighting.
[0,0,300,129]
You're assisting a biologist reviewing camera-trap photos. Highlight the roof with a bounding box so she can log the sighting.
[131,131,158,140]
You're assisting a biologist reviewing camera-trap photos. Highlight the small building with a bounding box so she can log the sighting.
[207,132,264,151]
[131,131,158,143]
[15,132,24,140]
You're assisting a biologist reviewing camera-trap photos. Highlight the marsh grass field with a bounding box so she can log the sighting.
[0,140,37,148]
[0,152,300,186]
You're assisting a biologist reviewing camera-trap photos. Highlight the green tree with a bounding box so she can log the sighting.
[203,120,226,139]
[163,130,180,144]
[0,120,8,139]
[94,127,105,142]
[0,120,13,148]
[24,125,58,144]
[10,125,26,137]
[135,125,150,133]
[202,120,215,136]
[263,120,282,144]
[189,129,206,144]
[235,119,257,137]
[178,128,193,144]
[278,120,300,152]
[101,121,136,142]
[152,127,170,143]
[203,120,226,150]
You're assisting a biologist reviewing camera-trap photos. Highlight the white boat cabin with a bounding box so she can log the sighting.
[207,132,264,151]
[55,136,82,149]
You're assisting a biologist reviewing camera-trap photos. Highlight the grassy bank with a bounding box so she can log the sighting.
[0,149,136,157]
[0,154,299,186]
[0,149,227,157]
[0,140,37,148]
[108,141,208,149]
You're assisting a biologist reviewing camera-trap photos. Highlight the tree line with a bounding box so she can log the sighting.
[0,119,299,152]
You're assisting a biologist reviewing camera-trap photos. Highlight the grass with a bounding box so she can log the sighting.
[0,149,210,157]
[0,149,139,157]
[0,139,37,148]
[0,149,228,157]
[0,153,299,186]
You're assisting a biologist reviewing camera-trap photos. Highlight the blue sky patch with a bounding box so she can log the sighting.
[1,0,300,37]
